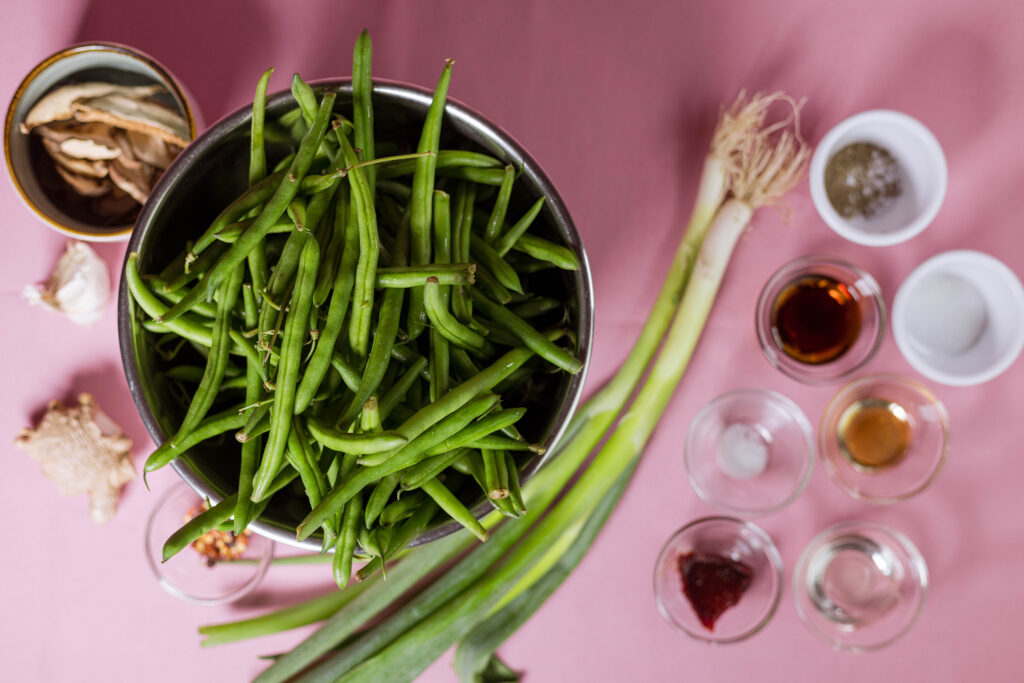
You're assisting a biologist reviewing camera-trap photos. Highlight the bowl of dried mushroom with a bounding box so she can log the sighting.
[4,42,200,241]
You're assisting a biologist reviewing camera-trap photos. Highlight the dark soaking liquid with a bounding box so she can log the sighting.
[772,275,862,364]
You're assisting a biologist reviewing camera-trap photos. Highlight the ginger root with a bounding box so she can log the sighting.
[15,394,134,524]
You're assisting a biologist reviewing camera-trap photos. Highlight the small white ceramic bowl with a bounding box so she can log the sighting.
[4,42,199,241]
[893,250,1024,386]
[809,110,947,247]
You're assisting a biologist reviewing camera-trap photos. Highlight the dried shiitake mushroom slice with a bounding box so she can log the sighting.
[126,129,178,169]
[108,157,155,204]
[54,165,111,197]
[40,138,109,179]
[21,82,161,131]
[72,93,190,147]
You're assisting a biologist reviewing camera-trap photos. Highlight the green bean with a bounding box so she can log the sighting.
[506,450,525,514]
[188,169,286,260]
[234,285,262,533]
[470,233,523,294]
[144,407,247,473]
[249,67,274,186]
[511,233,580,270]
[237,399,272,443]
[162,493,240,562]
[333,491,362,588]
[334,121,379,359]
[379,356,428,420]
[494,448,509,493]
[378,150,501,179]
[162,365,206,383]
[287,196,308,232]
[468,287,582,374]
[430,190,453,402]
[449,347,481,382]
[291,74,318,126]
[357,392,499,469]
[294,201,359,414]
[214,218,294,243]
[357,525,380,560]
[423,277,489,351]
[470,316,521,348]
[285,417,329,517]
[272,150,297,173]
[459,449,518,517]
[297,385,515,540]
[508,296,562,320]
[353,28,375,194]
[420,478,487,542]
[165,241,227,292]
[452,182,474,264]
[436,166,508,185]
[341,214,407,424]
[158,92,336,324]
[483,165,515,243]
[376,178,412,201]
[406,59,453,341]
[364,472,401,528]
[389,345,431,380]
[481,449,506,500]
[312,187,349,306]
[375,263,475,288]
[421,407,527,459]
[330,353,362,393]
[493,196,545,257]
[473,264,513,304]
[463,434,542,453]
[399,447,470,492]
[305,418,407,454]
[357,497,438,581]
[379,492,427,527]
[171,264,244,445]
[143,275,217,318]
[252,233,320,501]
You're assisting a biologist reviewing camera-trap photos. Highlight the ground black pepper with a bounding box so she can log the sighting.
[824,142,902,219]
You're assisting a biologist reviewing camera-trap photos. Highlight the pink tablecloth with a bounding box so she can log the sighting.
[3,1,1022,681]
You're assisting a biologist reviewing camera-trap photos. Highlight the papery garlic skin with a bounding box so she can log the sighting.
[23,240,110,324]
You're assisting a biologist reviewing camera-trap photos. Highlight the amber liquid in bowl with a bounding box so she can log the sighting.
[837,399,912,470]
[772,275,862,364]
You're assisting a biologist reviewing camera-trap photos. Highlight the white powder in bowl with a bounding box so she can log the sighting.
[906,272,988,356]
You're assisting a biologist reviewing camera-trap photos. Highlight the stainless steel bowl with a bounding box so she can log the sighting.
[118,79,593,550]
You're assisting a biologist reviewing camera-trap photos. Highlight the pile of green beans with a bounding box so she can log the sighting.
[128,29,582,587]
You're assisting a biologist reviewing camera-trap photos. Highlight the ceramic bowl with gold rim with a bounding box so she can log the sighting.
[5,42,200,242]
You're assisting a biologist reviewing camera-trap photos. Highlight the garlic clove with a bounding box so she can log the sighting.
[23,241,111,325]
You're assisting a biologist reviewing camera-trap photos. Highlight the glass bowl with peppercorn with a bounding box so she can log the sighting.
[809,110,947,247]
[653,517,783,644]
[144,482,274,605]
[756,255,886,384]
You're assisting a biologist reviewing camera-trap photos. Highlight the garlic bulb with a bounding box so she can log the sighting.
[24,241,110,324]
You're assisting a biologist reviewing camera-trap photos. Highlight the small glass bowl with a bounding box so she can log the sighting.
[144,482,274,605]
[819,374,949,503]
[653,517,783,644]
[793,520,928,652]
[756,256,886,384]
[685,389,813,515]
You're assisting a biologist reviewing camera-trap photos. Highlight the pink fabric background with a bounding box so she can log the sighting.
[2,1,1022,680]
